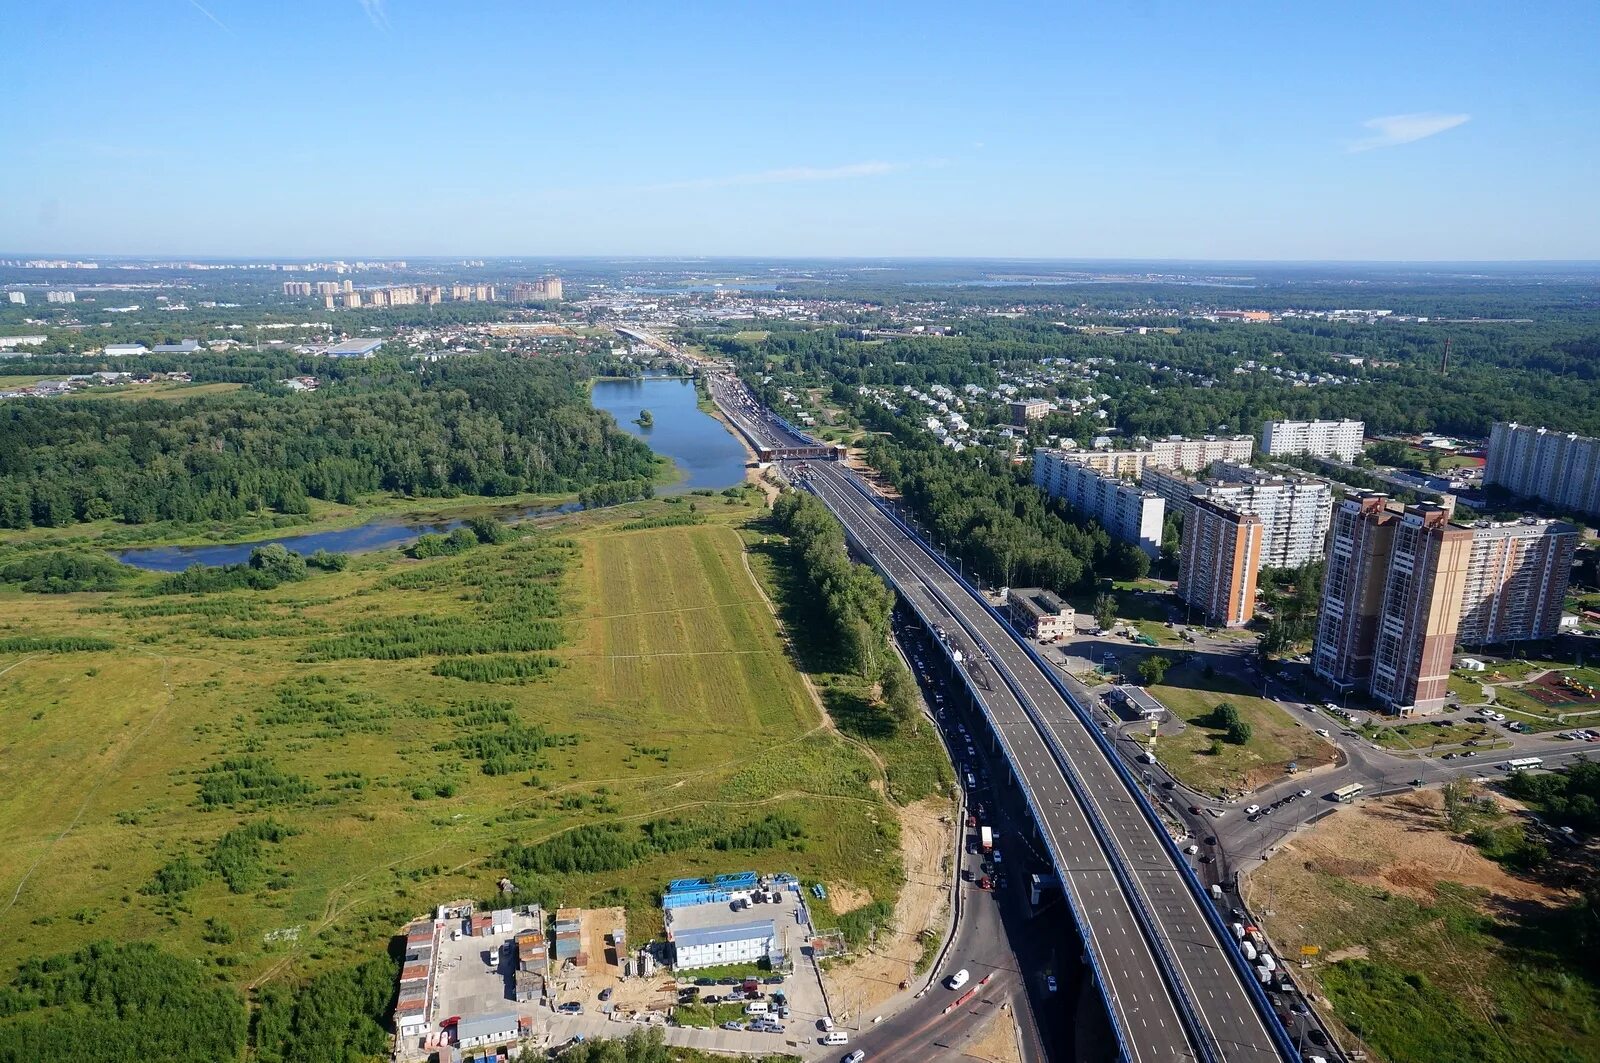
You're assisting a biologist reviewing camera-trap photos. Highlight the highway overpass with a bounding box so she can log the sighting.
[702,369,1299,1063]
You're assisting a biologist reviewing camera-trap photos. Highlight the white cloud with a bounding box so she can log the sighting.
[1348,112,1470,152]
[650,161,897,191]
[356,0,391,32]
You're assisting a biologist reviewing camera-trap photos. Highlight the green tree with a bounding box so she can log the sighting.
[1226,718,1253,745]
[1137,654,1170,687]
[1093,592,1118,631]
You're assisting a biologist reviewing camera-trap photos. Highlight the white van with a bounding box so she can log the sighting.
[820,1031,849,1046]
[946,968,970,990]
[745,1002,769,1016]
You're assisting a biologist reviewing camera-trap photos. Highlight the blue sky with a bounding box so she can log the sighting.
[3,1,1596,259]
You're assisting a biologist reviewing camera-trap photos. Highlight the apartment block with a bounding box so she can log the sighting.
[1456,519,1578,645]
[1313,495,1574,716]
[1260,419,1364,463]
[1368,505,1473,714]
[1033,448,1164,557]
[1008,399,1052,426]
[45,290,75,303]
[1177,497,1263,627]
[1313,495,1400,694]
[1141,461,1332,570]
[1485,421,1600,521]
[1149,434,1254,472]
[282,281,313,297]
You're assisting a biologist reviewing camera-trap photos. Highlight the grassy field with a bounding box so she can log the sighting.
[0,501,909,997]
[1150,663,1333,795]
[72,380,247,401]
[1247,791,1598,1063]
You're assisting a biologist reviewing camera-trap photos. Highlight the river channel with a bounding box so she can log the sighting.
[112,374,748,571]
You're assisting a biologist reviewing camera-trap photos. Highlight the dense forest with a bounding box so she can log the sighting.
[0,355,658,528]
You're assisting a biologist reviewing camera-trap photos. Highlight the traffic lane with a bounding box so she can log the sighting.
[808,470,1200,1063]
[869,505,1280,1063]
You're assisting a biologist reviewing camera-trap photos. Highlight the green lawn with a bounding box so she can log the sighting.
[0,506,906,1007]
[1150,664,1333,795]
[1363,719,1493,752]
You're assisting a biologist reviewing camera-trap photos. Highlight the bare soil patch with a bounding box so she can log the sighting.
[1253,790,1565,907]
[821,797,954,1015]
[963,1005,1023,1063]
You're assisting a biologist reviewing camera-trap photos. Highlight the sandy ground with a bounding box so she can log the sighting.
[963,1005,1024,1063]
[822,797,955,1015]
[1248,789,1567,911]
[828,884,873,915]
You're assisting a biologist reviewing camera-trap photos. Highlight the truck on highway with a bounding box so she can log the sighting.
[979,825,993,852]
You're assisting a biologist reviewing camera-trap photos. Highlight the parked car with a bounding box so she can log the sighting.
[721,1021,745,1031]
[559,1002,584,1014]
[598,987,613,1002]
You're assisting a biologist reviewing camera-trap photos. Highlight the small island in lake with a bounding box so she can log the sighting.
[635,408,653,427]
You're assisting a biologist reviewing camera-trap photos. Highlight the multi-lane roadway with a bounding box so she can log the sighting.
[702,367,1292,1063]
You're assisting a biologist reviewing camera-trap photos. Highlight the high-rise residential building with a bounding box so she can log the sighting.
[367,288,389,307]
[342,279,354,293]
[421,285,442,305]
[6,291,24,304]
[1314,495,1400,695]
[342,290,362,308]
[1033,449,1164,557]
[282,281,313,297]
[315,281,343,297]
[452,283,475,301]
[1368,504,1474,714]
[1313,496,1573,716]
[509,277,564,303]
[1140,461,1332,570]
[1177,497,1263,627]
[1484,421,1600,521]
[1456,519,1579,645]
[1260,419,1365,463]
[45,290,75,303]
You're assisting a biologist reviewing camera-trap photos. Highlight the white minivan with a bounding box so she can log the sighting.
[745,1002,769,1016]
[946,968,970,990]
[820,1031,849,1046]
[1244,804,1261,815]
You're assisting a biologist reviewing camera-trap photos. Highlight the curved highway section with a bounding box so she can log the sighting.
[702,367,1296,1063]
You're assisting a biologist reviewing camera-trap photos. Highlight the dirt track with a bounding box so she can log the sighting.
[821,797,955,1015]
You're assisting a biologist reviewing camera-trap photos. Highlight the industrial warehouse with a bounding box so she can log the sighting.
[392,871,823,1060]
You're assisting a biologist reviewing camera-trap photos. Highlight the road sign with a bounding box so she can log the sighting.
[1300,945,1320,956]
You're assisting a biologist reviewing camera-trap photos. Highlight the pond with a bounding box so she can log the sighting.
[112,373,749,571]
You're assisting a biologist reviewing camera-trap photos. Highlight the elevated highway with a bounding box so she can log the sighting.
[703,371,1298,1063]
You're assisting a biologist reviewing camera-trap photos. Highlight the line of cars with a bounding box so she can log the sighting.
[1243,789,1313,823]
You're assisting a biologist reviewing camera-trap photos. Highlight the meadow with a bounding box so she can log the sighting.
[0,494,914,1010]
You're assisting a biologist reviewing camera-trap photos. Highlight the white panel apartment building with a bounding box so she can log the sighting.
[1485,421,1600,521]
[1045,435,1253,477]
[1260,419,1365,463]
[1140,461,1332,569]
[1034,448,1164,558]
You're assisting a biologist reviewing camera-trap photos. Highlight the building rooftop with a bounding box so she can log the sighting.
[1113,685,1167,718]
[455,1011,521,1040]
[672,919,776,950]
[1010,588,1069,619]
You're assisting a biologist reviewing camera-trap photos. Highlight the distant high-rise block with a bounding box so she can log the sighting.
[1177,497,1263,627]
[6,291,24,305]
[45,290,75,303]
[1485,421,1600,521]
[1260,419,1364,463]
[282,281,312,297]
[1141,461,1332,570]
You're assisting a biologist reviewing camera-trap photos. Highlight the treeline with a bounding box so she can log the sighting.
[504,813,804,879]
[1504,758,1600,829]
[772,490,895,682]
[152,543,346,595]
[0,550,135,593]
[580,478,656,508]
[0,942,247,1062]
[0,354,657,528]
[252,954,399,1063]
[866,430,1147,595]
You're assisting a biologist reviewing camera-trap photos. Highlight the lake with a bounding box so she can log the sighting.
[589,374,749,492]
[113,373,748,571]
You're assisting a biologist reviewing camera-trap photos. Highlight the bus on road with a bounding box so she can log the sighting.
[1331,783,1365,803]
[1501,757,1544,772]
